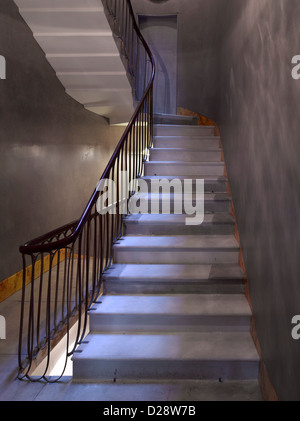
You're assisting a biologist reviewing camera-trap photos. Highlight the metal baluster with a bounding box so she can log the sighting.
[18,0,155,382]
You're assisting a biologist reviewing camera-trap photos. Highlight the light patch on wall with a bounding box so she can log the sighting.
[12,145,45,159]
[0,55,6,80]
[31,321,81,377]
[29,145,45,158]
[82,146,95,161]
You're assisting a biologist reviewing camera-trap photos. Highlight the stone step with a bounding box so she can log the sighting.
[141,175,228,193]
[150,148,222,162]
[104,263,245,294]
[123,213,235,235]
[113,235,239,265]
[72,331,260,381]
[154,125,216,137]
[153,136,221,149]
[128,192,231,214]
[145,161,225,177]
[90,294,251,333]
[13,0,135,124]
[153,114,198,125]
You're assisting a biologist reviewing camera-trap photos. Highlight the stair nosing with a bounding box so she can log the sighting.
[113,235,239,249]
[146,161,224,165]
[104,263,245,280]
[72,332,260,362]
[90,294,251,317]
[124,213,235,224]
[151,148,222,152]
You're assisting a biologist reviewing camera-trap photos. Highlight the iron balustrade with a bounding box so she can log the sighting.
[18,0,155,382]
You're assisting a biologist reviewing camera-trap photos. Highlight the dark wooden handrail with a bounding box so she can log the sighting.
[18,0,155,382]
[20,1,155,256]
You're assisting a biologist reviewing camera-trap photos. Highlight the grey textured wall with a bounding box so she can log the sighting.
[217,0,300,401]
[0,0,124,281]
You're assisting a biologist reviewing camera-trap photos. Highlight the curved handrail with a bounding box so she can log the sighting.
[20,2,155,256]
[18,0,155,382]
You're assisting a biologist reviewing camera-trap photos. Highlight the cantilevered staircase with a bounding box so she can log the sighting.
[72,121,260,386]
[16,0,261,399]
[14,0,135,124]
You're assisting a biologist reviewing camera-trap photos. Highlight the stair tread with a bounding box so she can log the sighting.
[153,114,198,125]
[92,294,251,316]
[151,147,221,151]
[154,135,219,139]
[124,213,235,225]
[154,127,216,137]
[73,331,259,362]
[146,161,224,165]
[142,175,227,181]
[154,113,195,118]
[104,263,245,281]
[153,139,221,149]
[131,192,230,200]
[155,124,215,129]
[114,235,239,250]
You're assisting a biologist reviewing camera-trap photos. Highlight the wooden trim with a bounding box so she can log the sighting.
[0,250,67,303]
[177,107,217,127]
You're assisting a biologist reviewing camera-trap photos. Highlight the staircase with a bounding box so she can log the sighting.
[72,119,261,394]
[13,0,135,124]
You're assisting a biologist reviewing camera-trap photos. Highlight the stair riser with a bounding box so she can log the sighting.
[90,315,251,333]
[113,250,239,264]
[123,222,235,236]
[127,199,231,213]
[150,150,222,162]
[145,163,225,177]
[205,181,227,193]
[154,126,215,136]
[153,138,220,149]
[142,178,228,193]
[104,281,245,295]
[73,360,259,382]
[153,115,198,125]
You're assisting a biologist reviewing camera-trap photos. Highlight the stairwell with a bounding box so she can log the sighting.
[10,0,263,400]
[13,0,135,124]
[71,118,261,397]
